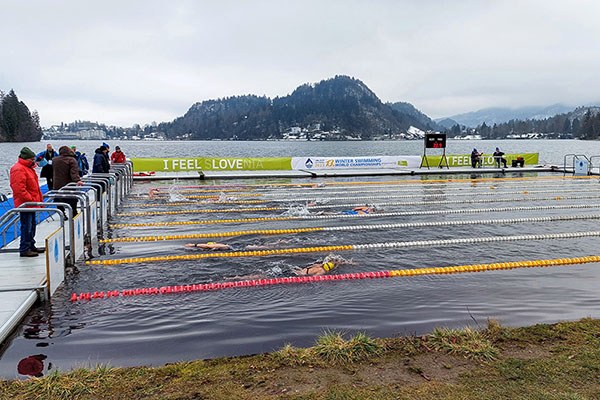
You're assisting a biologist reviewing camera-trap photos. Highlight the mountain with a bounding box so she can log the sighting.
[434,118,459,130]
[440,104,575,128]
[387,102,442,131]
[157,76,439,140]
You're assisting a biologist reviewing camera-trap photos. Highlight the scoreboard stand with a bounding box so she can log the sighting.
[420,133,449,169]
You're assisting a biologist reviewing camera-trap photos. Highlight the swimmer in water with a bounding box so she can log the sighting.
[293,255,352,276]
[185,242,233,250]
[148,188,161,198]
[341,205,379,215]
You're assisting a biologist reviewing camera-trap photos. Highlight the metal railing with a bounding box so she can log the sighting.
[0,205,73,265]
[563,154,591,176]
[589,156,600,175]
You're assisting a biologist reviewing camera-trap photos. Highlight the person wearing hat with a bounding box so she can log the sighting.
[9,147,44,257]
[293,255,351,276]
[470,148,483,168]
[493,147,507,168]
[53,146,84,217]
[92,145,110,173]
[70,145,89,176]
[110,145,126,164]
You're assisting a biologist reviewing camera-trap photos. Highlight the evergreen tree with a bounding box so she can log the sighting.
[0,89,43,142]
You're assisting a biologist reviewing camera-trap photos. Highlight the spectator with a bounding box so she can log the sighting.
[92,146,110,173]
[36,144,57,189]
[53,146,84,217]
[9,147,44,257]
[470,148,483,168]
[70,145,89,176]
[493,147,507,168]
[110,146,126,164]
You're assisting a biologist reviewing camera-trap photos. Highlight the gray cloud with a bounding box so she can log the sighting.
[1,0,599,126]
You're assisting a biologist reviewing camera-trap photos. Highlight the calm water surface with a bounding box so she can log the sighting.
[0,139,599,379]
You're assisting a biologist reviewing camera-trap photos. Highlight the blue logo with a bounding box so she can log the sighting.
[53,239,59,263]
[579,161,584,167]
[305,158,314,168]
[77,219,81,238]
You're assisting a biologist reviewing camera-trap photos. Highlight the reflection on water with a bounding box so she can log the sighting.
[1,172,600,378]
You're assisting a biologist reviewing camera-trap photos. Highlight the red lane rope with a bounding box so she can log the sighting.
[70,271,391,302]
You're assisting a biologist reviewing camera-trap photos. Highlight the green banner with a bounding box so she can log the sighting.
[424,153,539,168]
[131,153,540,172]
[131,157,292,172]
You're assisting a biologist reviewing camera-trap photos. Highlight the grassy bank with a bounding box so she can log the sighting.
[1,318,599,399]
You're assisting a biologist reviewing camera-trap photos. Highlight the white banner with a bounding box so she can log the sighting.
[45,228,65,297]
[90,199,99,248]
[291,156,422,170]
[73,213,85,260]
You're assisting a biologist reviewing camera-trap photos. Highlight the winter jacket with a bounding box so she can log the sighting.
[53,153,81,190]
[36,149,57,179]
[74,151,89,176]
[92,148,110,173]
[110,150,126,164]
[10,158,43,208]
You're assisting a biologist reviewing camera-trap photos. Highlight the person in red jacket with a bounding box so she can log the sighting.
[9,147,44,257]
[110,146,126,164]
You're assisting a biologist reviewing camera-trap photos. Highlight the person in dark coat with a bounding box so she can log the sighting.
[53,146,83,217]
[36,144,57,189]
[70,145,89,176]
[10,147,44,257]
[92,146,110,173]
[493,147,507,168]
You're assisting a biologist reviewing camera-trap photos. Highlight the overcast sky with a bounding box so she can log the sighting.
[1,0,599,127]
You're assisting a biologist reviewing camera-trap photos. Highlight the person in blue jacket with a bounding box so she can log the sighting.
[36,144,58,189]
[92,146,110,173]
[70,145,89,176]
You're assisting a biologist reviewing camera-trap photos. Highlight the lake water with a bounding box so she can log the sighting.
[0,139,600,379]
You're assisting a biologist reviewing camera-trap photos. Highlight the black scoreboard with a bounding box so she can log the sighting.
[425,133,446,149]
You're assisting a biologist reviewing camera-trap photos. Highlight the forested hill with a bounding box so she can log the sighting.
[157,76,440,140]
[0,90,43,142]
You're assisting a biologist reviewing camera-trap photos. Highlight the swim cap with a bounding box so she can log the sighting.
[207,242,216,245]
[322,261,335,271]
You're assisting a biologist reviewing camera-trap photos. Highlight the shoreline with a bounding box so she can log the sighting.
[1,317,598,399]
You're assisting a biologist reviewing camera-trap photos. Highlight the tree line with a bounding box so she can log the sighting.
[460,107,600,139]
[0,89,43,142]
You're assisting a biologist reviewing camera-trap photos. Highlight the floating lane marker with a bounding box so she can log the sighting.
[117,207,280,217]
[114,194,600,217]
[124,182,600,207]
[138,175,598,192]
[72,255,600,302]
[87,230,600,265]
[109,203,600,228]
[101,213,600,243]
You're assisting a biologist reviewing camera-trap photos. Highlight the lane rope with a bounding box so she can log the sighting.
[101,213,600,243]
[86,230,600,265]
[115,194,600,217]
[124,181,600,207]
[71,255,600,302]
[135,174,597,192]
[156,181,596,196]
[109,203,600,228]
